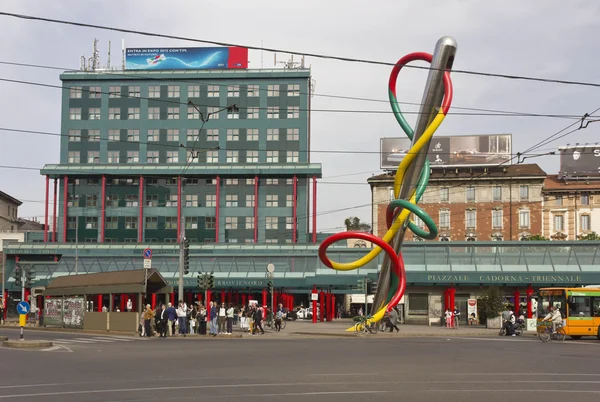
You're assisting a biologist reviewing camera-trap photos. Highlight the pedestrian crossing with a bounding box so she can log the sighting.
[50,336,143,346]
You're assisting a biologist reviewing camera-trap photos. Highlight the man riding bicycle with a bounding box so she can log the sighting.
[542,306,562,332]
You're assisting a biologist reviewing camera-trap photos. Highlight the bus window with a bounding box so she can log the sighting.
[539,290,566,318]
[568,296,591,317]
[593,298,600,317]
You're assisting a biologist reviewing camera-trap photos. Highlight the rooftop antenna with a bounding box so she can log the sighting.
[121,39,125,70]
[107,40,111,70]
[80,55,86,71]
[91,38,99,71]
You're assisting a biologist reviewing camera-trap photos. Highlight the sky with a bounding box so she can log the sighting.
[1,0,599,233]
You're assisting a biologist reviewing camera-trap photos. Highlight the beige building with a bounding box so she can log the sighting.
[0,191,21,234]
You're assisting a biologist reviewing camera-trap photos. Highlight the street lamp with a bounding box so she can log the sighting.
[266,263,275,313]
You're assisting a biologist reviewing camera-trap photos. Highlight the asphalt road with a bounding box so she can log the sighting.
[1,330,600,401]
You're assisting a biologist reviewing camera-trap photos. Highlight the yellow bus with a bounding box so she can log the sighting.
[537,287,600,340]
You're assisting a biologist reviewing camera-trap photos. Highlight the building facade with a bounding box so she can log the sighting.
[41,68,321,245]
[368,164,546,241]
[542,175,600,240]
[0,191,21,233]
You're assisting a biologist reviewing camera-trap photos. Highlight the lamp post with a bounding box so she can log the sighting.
[266,263,275,313]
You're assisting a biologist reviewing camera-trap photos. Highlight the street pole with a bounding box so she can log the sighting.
[75,215,79,274]
[1,241,6,317]
[178,238,184,302]
[364,277,368,318]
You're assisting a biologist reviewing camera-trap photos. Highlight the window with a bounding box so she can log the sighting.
[227,85,239,97]
[245,216,254,230]
[185,194,198,207]
[127,129,139,141]
[246,150,258,163]
[126,195,139,207]
[246,194,255,208]
[581,215,591,231]
[266,216,278,230]
[128,86,140,98]
[185,217,198,229]
[166,194,178,207]
[492,210,503,228]
[126,107,139,120]
[88,130,100,142]
[225,179,238,185]
[69,87,82,98]
[466,210,476,228]
[266,194,278,207]
[68,151,80,163]
[286,217,294,230]
[247,128,259,141]
[519,210,530,228]
[225,194,238,207]
[166,151,179,163]
[88,108,100,120]
[207,85,219,97]
[203,129,217,142]
[188,85,200,97]
[205,217,216,229]
[267,84,279,96]
[286,151,299,163]
[147,129,159,142]
[408,293,428,315]
[108,151,119,163]
[226,150,239,163]
[266,128,279,141]
[569,296,591,317]
[148,85,160,98]
[247,85,259,97]
[87,151,100,164]
[226,129,239,141]
[440,187,449,202]
[148,107,160,120]
[105,216,118,229]
[146,217,158,229]
[145,194,158,207]
[286,194,293,208]
[89,86,101,98]
[267,106,279,119]
[227,105,239,119]
[554,215,564,231]
[167,85,180,98]
[109,107,121,120]
[125,217,138,230]
[167,129,179,142]
[165,217,177,229]
[206,150,218,163]
[167,107,180,119]
[186,129,200,143]
[106,195,119,207]
[266,178,278,185]
[287,128,299,141]
[287,106,299,119]
[555,196,563,206]
[246,107,259,119]
[288,84,300,96]
[108,129,120,141]
[493,186,502,201]
[413,215,425,229]
[127,151,139,163]
[266,151,279,163]
[580,194,590,205]
[145,151,158,163]
[187,106,199,120]
[68,130,81,142]
[69,108,82,120]
[67,194,79,207]
[86,217,98,229]
[86,194,98,207]
[519,185,529,201]
[207,106,220,119]
[225,216,238,230]
[439,210,450,228]
[205,194,217,207]
[466,186,475,202]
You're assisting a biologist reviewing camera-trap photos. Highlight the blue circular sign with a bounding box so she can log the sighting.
[17,301,30,315]
[143,248,153,259]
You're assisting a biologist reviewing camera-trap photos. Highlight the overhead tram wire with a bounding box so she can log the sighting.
[2,12,600,89]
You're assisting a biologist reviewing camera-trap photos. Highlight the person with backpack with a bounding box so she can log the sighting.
[253,306,265,335]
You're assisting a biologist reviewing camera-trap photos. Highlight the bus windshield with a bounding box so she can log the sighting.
[538,289,567,319]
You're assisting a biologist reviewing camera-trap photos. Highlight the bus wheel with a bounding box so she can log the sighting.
[570,336,582,340]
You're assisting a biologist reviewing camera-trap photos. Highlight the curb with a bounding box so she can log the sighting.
[0,336,7,342]
[3,340,53,349]
[0,325,137,337]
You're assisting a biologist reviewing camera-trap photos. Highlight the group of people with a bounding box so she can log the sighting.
[444,306,461,328]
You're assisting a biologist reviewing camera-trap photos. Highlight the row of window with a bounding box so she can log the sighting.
[69,177,292,187]
[71,193,295,208]
[67,149,301,164]
[67,128,301,142]
[435,185,531,203]
[416,209,531,230]
[69,216,294,230]
[69,84,301,99]
[548,194,592,206]
[72,238,292,244]
[552,214,592,231]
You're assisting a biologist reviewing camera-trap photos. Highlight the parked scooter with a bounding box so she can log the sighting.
[499,319,524,336]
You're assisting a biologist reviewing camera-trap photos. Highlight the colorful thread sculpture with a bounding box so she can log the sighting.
[318,51,454,329]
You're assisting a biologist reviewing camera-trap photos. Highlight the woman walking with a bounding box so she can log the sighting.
[226,303,234,334]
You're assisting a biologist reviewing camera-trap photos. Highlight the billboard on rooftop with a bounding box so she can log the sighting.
[125,47,248,70]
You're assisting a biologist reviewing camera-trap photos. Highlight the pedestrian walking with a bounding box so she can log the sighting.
[165,302,176,336]
[226,303,234,334]
[143,304,154,337]
[218,303,226,334]
[198,304,207,335]
[176,301,187,337]
[453,306,461,329]
[388,307,400,333]
[444,308,453,328]
[209,301,218,336]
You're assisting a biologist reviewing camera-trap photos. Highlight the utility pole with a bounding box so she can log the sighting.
[178,238,184,301]
[364,277,369,317]
[266,263,275,313]
[75,215,79,274]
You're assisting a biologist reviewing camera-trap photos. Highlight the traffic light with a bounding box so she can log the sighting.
[13,265,22,287]
[208,272,214,290]
[366,280,373,295]
[25,267,36,287]
[197,273,203,289]
[183,238,190,275]
[357,278,365,292]
[267,279,274,294]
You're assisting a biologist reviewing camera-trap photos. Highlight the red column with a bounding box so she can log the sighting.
[63,175,69,242]
[120,294,126,311]
[44,175,49,242]
[254,176,258,243]
[448,287,456,327]
[261,289,267,308]
[187,293,192,306]
[312,286,317,323]
[526,284,534,319]
[100,175,106,243]
[52,179,58,242]
[138,175,144,242]
[241,293,246,306]
[319,290,325,322]
[325,291,330,322]
[292,175,297,243]
[312,176,317,242]
[151,294,156,309]
[219,290,224,304]
[97,295,103,312]
[234,292,239,305]
[514,289,521,315]
[206,290,212,308]
[332,295,336,320]
[169,292,175,306]
[177,176,182,240]
[197,293,203,305]
[227,290,232,304]
[215,175,220,243]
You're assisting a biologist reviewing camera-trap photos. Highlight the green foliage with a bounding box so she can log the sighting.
[477,287,504,324]
[523,234,549,241]
[344,216,372,232]
[578,231,600,241]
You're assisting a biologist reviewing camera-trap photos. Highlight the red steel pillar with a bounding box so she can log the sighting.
[312,176,317,243]
[169,292,175,306]
[514,289,521,315]
[254,176,258,243]
[187,293,192,306]
[197,293,203,305]
[100,175,106,243]
[220,290,225,305]
[177,176,182,240]
[448,287,456,327]
[215,175,220,243]
[138,175,144,242]
[62,175,68,242]
[325,291,331,322]
[312,286,318,323]
[261,289,267,307]
[332,295,336,320]
[151,294,157,309]
[52,178,58,242]
[443,289,449,312]
[319,290,325,322]
[120,294,126,311]
[292,175,297,243]
[44,175,49,242]
[227,290,233,304]
[242,293,247,306]
[526,284,534,319]
[97,294,103,312]
[206,290,212,308]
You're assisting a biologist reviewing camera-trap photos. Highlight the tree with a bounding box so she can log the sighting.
[344,217,371,232]
[578,231,600,241]
[523,234,549,241]
[477,287,504,325]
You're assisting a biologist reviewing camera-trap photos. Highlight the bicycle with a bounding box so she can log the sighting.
[538,322,566,342]
[354,315,377,335]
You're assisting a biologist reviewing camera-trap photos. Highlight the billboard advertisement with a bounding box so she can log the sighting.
[559,145,600,177]
[125,47,248,70]
[380,134,512,169]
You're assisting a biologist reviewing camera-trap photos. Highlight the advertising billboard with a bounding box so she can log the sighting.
[380,134,512,169]
[125,46,248,70]
[559,145,600,177]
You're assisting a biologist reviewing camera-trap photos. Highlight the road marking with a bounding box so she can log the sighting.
[90,337,134,342]
[450,337,600,345]
[75,338,114,343]
[52,339,94,344]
